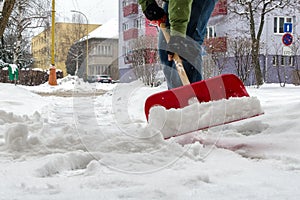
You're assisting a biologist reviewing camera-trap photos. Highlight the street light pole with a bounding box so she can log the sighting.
[48,0,57,85]
[51,0,55,67]
[71,10,89,80]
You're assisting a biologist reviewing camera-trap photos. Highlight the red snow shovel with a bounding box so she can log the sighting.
[144,21,262,137]
[145,73,251,120]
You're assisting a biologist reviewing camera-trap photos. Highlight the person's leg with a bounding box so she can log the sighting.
[184,0,218,83]
[158,34,182,89]
[158,2,182,89]
[187,0,218,44]
[195,0,218,45]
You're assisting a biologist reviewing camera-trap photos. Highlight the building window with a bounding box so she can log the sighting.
[280,56,294,66]
[123,23,129,31]
[287,56,294,66]
[280,56,285,66]
[274,16,292,34]
[89,65,109,75]
[96,44,113,56]
[122,0,128,7]
[206,26,216,39]
[134,18,143,29]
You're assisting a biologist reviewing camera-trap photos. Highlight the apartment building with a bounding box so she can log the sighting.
[118,0,158,81]
[32,22,100,76]
[86,18,119,80]
[205,0,300,84]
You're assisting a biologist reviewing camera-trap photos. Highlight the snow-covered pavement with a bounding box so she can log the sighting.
[0,76,300,199]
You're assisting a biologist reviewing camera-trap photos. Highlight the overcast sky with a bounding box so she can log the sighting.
[55,0,119,25]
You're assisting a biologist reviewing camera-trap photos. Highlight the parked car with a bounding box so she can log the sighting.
[87,75,113,83]
[97,75,113,83]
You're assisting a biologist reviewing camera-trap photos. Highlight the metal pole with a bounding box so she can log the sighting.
[51,0,55,66]
[71,10,89,79]
[48,0,57,85]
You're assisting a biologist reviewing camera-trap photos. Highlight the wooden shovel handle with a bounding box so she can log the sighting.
[160,23,190,85]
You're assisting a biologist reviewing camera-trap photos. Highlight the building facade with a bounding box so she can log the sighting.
[205,0,300,85]
[31,22,100,76]
[118,0,158,82]
[86,18,119,80]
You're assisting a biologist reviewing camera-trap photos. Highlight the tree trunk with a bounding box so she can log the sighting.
[0,0,16,38]
[252,40,263,86]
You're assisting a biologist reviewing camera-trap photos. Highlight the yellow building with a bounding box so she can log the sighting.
[31,22,100,76]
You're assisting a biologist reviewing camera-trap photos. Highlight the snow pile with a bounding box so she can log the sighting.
[35,151,96,177]
[4,124,29,151]
[0,83,48,115]
[0,110,44,151]
[20,75,116,95]
[148,96,264,138]
[19,75,84,94]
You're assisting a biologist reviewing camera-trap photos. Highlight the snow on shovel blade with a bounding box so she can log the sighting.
[144,74,264,139]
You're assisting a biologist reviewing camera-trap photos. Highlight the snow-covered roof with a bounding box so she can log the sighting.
[88,18,119,40]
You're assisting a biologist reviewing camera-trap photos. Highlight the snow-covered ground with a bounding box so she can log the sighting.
[0,76,300,200]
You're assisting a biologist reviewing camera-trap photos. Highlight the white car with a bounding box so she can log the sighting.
[97,75,113,83]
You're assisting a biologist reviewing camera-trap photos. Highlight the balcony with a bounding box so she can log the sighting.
[123,28,138,41]
[204,37,227,53]
[123,3,138,17]
[212,0,227,17]
[144,48,158,64]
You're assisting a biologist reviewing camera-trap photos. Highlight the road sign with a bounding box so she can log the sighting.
[284,23,293,33]
[282,33,293,46]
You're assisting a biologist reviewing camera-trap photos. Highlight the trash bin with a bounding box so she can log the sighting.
[8,64,19,85]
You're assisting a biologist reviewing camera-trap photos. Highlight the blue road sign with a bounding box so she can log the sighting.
[284,23,293,33]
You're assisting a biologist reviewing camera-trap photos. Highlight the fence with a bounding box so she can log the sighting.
[0,68,63,86]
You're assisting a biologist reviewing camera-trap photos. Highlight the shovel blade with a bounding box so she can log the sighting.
[145,74,250,120]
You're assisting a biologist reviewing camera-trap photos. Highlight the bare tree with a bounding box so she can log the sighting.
[270,38,287,87]
[65,26,87,76]
[8,0,50,64]
[131,35,160,86]
[65,14,93,77]
[204,36,229,77]
[290,34,300,85]
[229,0,291,87]
[228,37,253,83]
[65,42,85,76]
